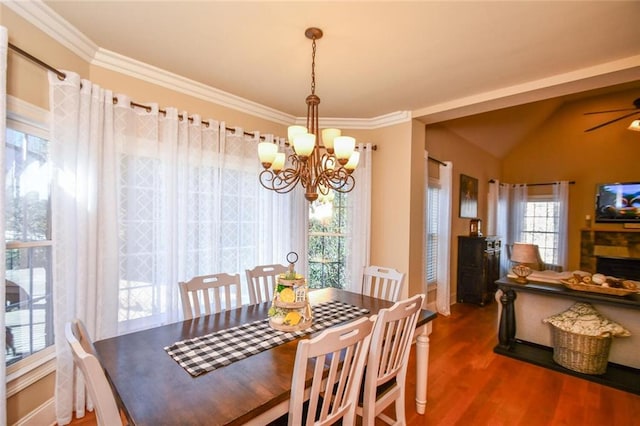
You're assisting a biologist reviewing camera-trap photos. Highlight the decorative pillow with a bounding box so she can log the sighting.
[543,302,631,338]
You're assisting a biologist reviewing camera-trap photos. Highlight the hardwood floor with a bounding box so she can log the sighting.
[67,302,640,425]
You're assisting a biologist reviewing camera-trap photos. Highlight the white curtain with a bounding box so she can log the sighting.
[509,184,528,244]
[436,161,452,315]
[346,143,372,292]
[496,181,511,276]
[49,72,119,424]
[553,181,570,270]
[49,75,298,423]
[1,25,8,426]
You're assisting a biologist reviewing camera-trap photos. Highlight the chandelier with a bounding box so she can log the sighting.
[257,27,359,202]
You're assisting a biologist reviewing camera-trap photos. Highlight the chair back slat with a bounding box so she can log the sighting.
[245,264,287,305]
[179,273,242,320]
[361,265,405,302]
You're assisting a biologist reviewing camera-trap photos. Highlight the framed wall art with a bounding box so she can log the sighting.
[459,174,478,218]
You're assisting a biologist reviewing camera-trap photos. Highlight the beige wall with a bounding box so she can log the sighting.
[346,122,417,296]
[502,89,639,270]
[2,5,89,109]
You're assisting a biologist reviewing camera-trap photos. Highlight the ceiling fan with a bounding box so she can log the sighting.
[583,97,640,132]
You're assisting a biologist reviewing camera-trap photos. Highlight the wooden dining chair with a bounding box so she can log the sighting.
[361,265,405,302]
[245,264,287,305]
[65,319,124,426]
[287,315,374,426]
[179,272,242,320]
[357,293,425,425]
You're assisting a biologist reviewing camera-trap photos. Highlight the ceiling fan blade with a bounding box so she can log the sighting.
[584,107,638,115]
[584,110,640,132]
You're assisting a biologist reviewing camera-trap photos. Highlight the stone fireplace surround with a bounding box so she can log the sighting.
[580,229,640,280]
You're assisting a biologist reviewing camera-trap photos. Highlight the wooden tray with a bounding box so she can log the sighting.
[559,279,639,296]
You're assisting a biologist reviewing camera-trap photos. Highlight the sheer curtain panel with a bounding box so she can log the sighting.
[1,25,8,424]
[553,181,569,270]
[436,161,452,315]
[49,74,299,422]
[346,143,372,292]
[49,72,119,424]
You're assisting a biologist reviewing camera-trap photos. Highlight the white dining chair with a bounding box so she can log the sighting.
[179,272,242,320]
[245,264,287,305]
[361,265,405,302]
[65,319,124,426]
[357,293,425,425]
[287,315,374,426]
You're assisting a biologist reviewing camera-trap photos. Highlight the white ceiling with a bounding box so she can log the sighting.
[37,1,640,157]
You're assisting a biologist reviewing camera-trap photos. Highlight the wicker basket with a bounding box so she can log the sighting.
[550,325,612,375]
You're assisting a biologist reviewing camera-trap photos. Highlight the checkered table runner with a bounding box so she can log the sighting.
[165,300,370,377]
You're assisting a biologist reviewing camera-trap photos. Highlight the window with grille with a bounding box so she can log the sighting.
[5,121,54,368]
[308,192,348,289]
[520,198,559,265]
[425,183,440,284]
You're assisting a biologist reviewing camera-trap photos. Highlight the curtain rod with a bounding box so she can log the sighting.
[428,156,447,167]
[488,179,576,187]
[8,42,377,151]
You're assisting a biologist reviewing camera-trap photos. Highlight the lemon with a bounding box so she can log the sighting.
[284,311,302,326]
[279,288,295,303]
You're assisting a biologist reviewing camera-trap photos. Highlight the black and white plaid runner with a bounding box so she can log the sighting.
[165,300,369,377]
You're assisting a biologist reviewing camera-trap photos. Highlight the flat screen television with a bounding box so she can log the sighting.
[594,182,640,223]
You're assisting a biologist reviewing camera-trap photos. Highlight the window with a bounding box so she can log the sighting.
[425,180,440,285]
[520,197,559,264]
[308,192,348,289]
[4,119,54,368]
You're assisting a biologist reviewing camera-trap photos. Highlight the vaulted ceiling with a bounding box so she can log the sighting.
[35,1,640,157]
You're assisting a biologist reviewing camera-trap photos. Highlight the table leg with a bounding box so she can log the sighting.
[498,287,517,349]
[415,322,432,414]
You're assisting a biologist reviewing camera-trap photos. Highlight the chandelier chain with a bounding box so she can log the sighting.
[311,38,317,95]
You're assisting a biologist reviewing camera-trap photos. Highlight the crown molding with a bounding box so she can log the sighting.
[93,48,296,126]
[3,0,97,62]
[6,0,414,130]
[315,111,412,130]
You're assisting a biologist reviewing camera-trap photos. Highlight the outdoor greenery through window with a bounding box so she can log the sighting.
[308,191,348,289]
[520,198,559,264]
[4,124,54,367]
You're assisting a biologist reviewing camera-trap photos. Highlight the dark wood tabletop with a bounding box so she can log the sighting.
[94,288,436,426]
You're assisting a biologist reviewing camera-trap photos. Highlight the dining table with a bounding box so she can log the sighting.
[94,287,437,425]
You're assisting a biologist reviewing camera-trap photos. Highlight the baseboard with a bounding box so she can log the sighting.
[13,397,56,426]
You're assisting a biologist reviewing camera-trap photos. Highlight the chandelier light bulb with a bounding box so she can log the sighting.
[271,152,286,173]
[288,125,307,143]
[333,136,356,165]
[293,133,316,158]
[321,128,341,153]
[344,150,360,172]
[257,142,278,168]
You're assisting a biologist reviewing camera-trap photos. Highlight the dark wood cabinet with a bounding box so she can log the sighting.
[457,236,501,306]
